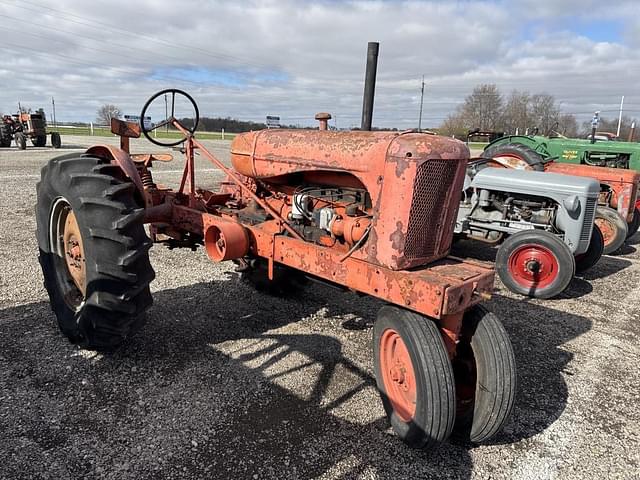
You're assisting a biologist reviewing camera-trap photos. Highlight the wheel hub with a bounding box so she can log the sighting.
[62,209,86,295]
[508,244,558,289]
[379,329,417,422]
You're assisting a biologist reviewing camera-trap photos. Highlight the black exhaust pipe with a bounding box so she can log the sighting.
[361,42,379,131]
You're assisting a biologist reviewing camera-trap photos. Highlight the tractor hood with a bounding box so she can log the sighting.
[544,162,640,185]
[471,168,600,200]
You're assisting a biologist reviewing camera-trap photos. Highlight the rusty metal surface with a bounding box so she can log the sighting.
[110,118,141,138]
[167,203,493,320]
[62,208,86,296]
[85,145,145,195]
[230,130,469,270]
[544,163,640,221]
[488,155,640,222]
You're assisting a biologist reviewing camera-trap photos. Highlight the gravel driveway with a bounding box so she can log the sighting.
[0,135,638,479]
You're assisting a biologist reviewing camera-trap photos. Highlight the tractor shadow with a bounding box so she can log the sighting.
[483,294,591,446]
[0,271,595,479]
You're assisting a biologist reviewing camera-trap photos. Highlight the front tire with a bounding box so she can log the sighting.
[496,230,575,299]
[575,224,604,273]
[15,132,26,150]
[626,207,639,239]
[373,306,455,449]
[36,154,155,350]
[51,131,62,149]
[595,206,628,254]
[452,305,516,443]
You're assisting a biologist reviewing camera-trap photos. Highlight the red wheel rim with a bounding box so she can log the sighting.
[379,329,417,422]
[594,217,615,247]
[508,243,559,289]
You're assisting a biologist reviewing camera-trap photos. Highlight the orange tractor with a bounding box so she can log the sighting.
[36,89,516,449]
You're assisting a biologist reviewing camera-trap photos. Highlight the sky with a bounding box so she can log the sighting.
[0,0,638,129]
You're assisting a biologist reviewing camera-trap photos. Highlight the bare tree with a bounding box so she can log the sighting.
[460,84,504,131]
[96,104,122,125]
[502,90,530,134]
[438,114,468,138]
[438,84,504,136]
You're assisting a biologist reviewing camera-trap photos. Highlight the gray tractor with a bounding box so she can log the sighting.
[456,160,602,299]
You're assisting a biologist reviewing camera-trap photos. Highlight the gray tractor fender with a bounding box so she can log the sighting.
[470,168,600,254]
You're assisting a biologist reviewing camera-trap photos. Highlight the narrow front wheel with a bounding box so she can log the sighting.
[575,224,604,274]
[373,306,455,449]
[452,305,516,443]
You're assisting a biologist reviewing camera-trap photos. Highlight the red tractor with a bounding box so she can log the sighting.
[1,110,62,150]
[36,90,516,449]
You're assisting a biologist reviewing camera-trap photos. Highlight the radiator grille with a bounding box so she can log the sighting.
[405,160,459,259]
[580,197,597,243]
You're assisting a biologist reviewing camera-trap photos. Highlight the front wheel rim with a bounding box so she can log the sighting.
[507,243,559,289]
[49,197,86,309]
[379,329,417,422]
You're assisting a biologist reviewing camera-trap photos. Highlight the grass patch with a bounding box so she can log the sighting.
[48,126,235,140]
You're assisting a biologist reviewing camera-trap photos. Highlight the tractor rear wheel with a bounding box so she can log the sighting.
[483,143,546,171]
[496,230,575,299]
[15,132,26,150]
[0,125,11,147]
[51,132,62,149]
[452,305,516,443]
[626,207,639,239]
[595,206,628,254]
[33,135,46,147]
[36,154,155,350]
[373,306,455,449]
[238,257,307,296]
[575,224,604,273]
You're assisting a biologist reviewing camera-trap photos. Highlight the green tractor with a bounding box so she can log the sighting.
[484,133,640,171]
[482,133,640,252]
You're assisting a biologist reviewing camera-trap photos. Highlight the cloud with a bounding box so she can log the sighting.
[0,0,637,128]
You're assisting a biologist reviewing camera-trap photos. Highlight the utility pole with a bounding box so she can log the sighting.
[418,75,425,131]
[51,97,57,127]
[616,95,624,138]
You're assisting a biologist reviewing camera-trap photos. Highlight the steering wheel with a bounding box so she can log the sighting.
[140,89,200,147]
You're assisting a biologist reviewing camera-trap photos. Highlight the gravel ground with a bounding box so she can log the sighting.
[0,135,639,479]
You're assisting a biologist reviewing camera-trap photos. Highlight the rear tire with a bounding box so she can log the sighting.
[15,132,26,150]
[373,306,455,449]
[483,143,546,171]
[595,206,628,254]
[33,135,46,147]
[626,207,639,239]
[575,224,604,273]
[0,125,11,147]
[452,305,516,443]
[36,154,155,350]
[496,230,575,299]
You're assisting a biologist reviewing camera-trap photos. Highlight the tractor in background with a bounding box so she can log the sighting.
[456,161,602,299]
[1,110,62,149]
[482,134,640,253]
